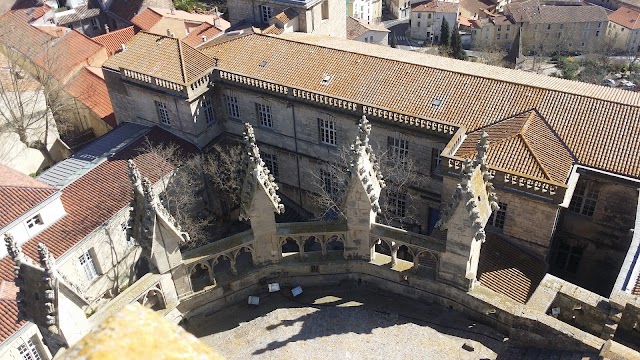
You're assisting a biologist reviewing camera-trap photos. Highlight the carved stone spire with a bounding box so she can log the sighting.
[5,233,24,264]
[127,159,142,188]
[347,116,385,213]
[239,123,284,221]
[38,243,59,334]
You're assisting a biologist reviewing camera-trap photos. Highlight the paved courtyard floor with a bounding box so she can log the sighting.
[185,283,509,359]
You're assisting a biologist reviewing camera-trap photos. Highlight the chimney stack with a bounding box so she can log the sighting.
[201,35,207,42]
[167,29,171,36]
[104,24,110,33]
[120,44,126,52]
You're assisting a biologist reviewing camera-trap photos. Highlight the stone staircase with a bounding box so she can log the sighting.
[600,304,623,340]
[498,347,599,359]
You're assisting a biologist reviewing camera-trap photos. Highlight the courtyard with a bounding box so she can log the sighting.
[185,283,509,359]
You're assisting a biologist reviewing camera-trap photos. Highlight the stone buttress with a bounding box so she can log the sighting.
[238,123,285,265]
[436,132,499,291]
[343,115,386,260]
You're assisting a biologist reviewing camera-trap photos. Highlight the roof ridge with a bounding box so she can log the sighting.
[256,33,640,108]
[0,185,55,191]
[93,25,135,40]
[522,109,577,162]
[518,133,552,180]
[177,37,187,84]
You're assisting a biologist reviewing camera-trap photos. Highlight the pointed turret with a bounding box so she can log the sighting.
[503,27,526,69]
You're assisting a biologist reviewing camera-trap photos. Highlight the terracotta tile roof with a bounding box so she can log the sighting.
[0,127,197,343]
[262,24,285,35]
[0,164,57,229]
[107,0,172,22]
[456,110,575,183]
[33,25,69,37]
[477,233,547,304]
[506,0,608,24]
[412,0,459,13]
[182,23,222,48]
[55,0,102,25]
[148,7,230,31]
[34,30,106,81]
[130,7,162,31]
[0,5,55,59]
[347,16,389,40]
[103,31,216,85]
[273,7,299,24]
[64,67,116,127]
[460,0,495,18]
[92,26,136,55]
[609,6,640,30]
[202,33,640,180]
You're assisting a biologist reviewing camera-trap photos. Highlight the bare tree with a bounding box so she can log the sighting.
[310,144,427,231]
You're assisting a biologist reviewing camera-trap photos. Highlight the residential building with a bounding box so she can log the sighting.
[346,16,390,45]
[227,0,347,38]
[410,0,459,43]
[505,0,608,53]
[459,0,496,21]
[588,0,640,12]
[105,0,173,30]
[347,0,383,24]
[92,25,136,55]
[469,15,516,50]
[53,0,107,37]
[130,7,230,40]
[607,6,640,54]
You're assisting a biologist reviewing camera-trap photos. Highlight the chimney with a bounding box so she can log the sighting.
[201,35,207,42]
[121,44,126,52]
[104,24,110,33]
[213,16,219,27]
[167,29,171,36]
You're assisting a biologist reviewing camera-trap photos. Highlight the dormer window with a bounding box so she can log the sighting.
[26,214,43,229]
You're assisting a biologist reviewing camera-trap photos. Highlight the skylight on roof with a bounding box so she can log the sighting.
[259,61,268,67]
[432,97,444,107]
[320,74,333,85]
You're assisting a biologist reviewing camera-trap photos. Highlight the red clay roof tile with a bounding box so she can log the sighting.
[64,67,116,127]
[92,26,136,55]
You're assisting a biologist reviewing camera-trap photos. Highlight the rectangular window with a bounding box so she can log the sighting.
[417,13,421,18]
[17,338,42,360]
[487,202,507,229]
[91,18,100,29]
[155,101,170,125]
[417,22,421,27]
[224,94,239,118]
[498,25,502,31]
[598,21,602,28]
[322,0,329,19]
[436,14,441,19]
[506,24,510,31]
[506,32,510,39]
[584,22,590,29]
[320,169,339,200]
[497,33,501,40]
[430,147,442,175]
[568,179,599,217]
[557,32,561,38]
[26,214,43,229]
[388,134,409,166]
[596,30,600,37]
[256,103,272,127]
[260,5,272,23]
[319,117,337,145]
[79,251,98,282]
[553,238,584,274]
[262,152,279,178]
[203,98,215,125]
[560,23,564,30]
[427,13,431,19]
[388,191,407,218]
[547,24,551,30]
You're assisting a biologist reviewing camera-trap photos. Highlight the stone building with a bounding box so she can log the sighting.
[347,0,383,24]
[347,16,390,44]
[410,0,459,43]
[227,0,347,38]
[607,6,640,55]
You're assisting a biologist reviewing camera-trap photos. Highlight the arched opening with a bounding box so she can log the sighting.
[142,289,165,311]
[235,247,253,272]
[213,255,232,278]
[304,236,322,252]
[325,236,345,253]
[281,237,300,257]
[374,239,392,256]
[418,251,437,269]
[397,245,413,262]
[190,263,211,292]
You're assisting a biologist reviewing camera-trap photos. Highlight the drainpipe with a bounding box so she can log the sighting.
[289,102,303,206]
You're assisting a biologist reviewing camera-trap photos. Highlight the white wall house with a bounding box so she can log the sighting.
[410,0,459,43]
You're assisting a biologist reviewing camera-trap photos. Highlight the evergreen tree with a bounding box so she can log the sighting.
[391,32,398,48]
[449,28,467,60]
[439,19,450,46]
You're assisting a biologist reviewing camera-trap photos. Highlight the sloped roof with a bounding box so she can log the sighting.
[262,24,285,35]
[346,16,389,40]
[103,31,216,85]
[107,0,172,22]
[130,7,162,30]
[34,30,106,81]
[64,67,116,127]
[506,0,608,24]
[148,6,230,30]
[0,126,198,343]
[92,26,136,55]
[412,0,459,13]
[0,5,55,59]
[273,7,299,24]
[55,0,102,25]
[609,6,640,30]
[182,22,222,47]
[0,164,56,229]
[201,33,640,180]
[477,233,547,304]
[456,110,575,183]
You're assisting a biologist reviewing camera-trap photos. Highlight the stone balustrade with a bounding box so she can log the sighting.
[120,68,187,96]
[276,221,348,261]
[370,223,443,272]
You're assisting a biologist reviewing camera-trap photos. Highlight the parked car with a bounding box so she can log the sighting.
[620,79,635,88]
[602,79,616,87]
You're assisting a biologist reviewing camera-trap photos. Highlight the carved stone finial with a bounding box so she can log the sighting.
[475,132,489,167]
[127,159,141,187]
[5,233,24,264]
[37,243,55,271]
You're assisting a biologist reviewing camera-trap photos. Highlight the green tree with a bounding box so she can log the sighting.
[391,32,398,48]
[440,19,450,47]
[449,28,467,60]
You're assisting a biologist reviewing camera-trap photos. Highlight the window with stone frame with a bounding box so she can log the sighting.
[261,5,273,23]
[78,250,98,282]
[262,152,279,178]
[387,191,407,218]
[320,168,339,200]
[25,214,43,229]
[318,116,337,145]
[256,103,272,127]
[155,100,170,125]
[224,93,240,118]
[17,338,42,360]
[430,146,443,175]
[321,0,329,19]
[203,97,215,125]
[552,238,584,275]
[487,202,507,229]
[388,133,409,167]
[568,179,599,217]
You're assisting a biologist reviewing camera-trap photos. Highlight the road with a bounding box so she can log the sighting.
[384,19,421,51]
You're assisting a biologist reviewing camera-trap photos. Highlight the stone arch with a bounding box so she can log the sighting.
[324,235,345,254]
[416,250,438,269]
[374,238,392,256]
[281,237,300,255]
[234,246,254,272]
[397,244,414,262]
[303,236,322,253]
[190,261,213,292]
[140,288,165,311]
[212,254,234,277]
